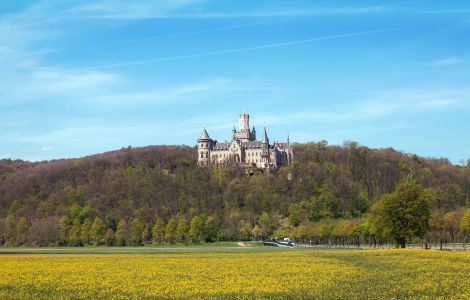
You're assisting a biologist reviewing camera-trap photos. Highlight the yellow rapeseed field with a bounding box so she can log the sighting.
[0,249,468,299]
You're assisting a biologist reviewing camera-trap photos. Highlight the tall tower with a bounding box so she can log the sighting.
[239,114,249,132]
[197,128,212,166]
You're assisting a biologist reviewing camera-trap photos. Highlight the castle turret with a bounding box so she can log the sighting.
[261,127,270,168]
[262,127,269,145]
[197,128,212,166]
[251,126,256,140]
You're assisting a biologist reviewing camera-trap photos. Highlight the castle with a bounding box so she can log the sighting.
[197,114,294,170]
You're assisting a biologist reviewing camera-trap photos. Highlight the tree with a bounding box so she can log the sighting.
[80,218,92,245]
[130,218,144,245]
[164,218,177,243]
[251,225,263,240]
[152,218,165,244]
[258,212,275,239]
[204,216,219,242]
[16,217,29,245]
[288,204,302,227]
[460,209,470,249]
[105,228,115,246]
[429,212,446,250]
[58,216,71,245]
[369,181,431,248]
[443,211,461,248]
[5,215,16,244]
[90,217,106,245]
[26,217,60,247]
[175,217,188,243]
[189,215,205,243]
[238,220,252,241]
[69,219,82,246]
[141,225,152,244]
[115,219,130,246]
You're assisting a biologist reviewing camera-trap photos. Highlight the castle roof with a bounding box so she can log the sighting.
[199,128,211,140]
[213,142,229,150]
[262,127,269,144]
[242,141,263,149]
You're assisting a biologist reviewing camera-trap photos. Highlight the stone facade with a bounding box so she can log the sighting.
[197,114,294,170]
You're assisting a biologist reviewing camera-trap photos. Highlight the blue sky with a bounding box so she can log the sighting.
[0,0,469,162]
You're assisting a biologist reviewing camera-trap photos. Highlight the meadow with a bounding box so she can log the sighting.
[0,248,468,299]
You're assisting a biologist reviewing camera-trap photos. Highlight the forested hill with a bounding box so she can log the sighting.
[0,142,469,245]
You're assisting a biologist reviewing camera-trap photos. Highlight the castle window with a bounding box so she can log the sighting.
[200,152,203,158]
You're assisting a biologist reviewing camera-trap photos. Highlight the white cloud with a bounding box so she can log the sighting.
[0,68,122,103]
[41,146,55,152]
[64,0,204,19]
[161,6,388,19]
[433,58,462,66]
[255,88,466,127]
[83,27,405,70]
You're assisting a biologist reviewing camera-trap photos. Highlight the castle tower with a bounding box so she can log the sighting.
[239,113,249,132]
[197,128,212,166]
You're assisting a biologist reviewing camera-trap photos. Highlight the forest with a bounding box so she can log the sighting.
[0,141,469,247]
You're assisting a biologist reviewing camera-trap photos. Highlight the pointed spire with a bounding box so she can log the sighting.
[262,127,269,144]
[252,126,256,131]
[199,128,211,140]
[287,132,290,145]
[233,125,236,132]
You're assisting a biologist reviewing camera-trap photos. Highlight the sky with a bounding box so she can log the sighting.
[0,0,469,162]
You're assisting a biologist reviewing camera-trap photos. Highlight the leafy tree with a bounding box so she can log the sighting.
[460,209,470,249]
[69,219,82,246]
[115,219,129,246]
[80,218,92,245]
[16,217,29,245]
[141,225,152,244]
[251,225,263,240]
[5,215,16,244]
[443,211,461,248]
[258,212,275,239]
[369,181,431,248]
[90,217,106,245]
[58,216,71,244]
[238,220,252,241]
[130,218,143,245]
[152,218,165,244]
[204,216,219,242]
[288,203,302,227]
[175,217,188,243]
[164,218,177,243]
[429,212,446,250]
[189,215,205,243]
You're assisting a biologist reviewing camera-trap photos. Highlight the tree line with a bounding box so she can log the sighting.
[0,142,469,247]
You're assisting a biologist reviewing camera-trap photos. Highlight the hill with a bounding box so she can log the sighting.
[0,141,469,246]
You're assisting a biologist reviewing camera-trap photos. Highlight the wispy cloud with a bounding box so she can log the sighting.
[255,88,465,127]
[418,8,470,14]
[82,27,406,70]
[160,6,389,19]
[84,78,250,106]
[433,57,462,66]
[64,0,204,19]
[0,68,122,103]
